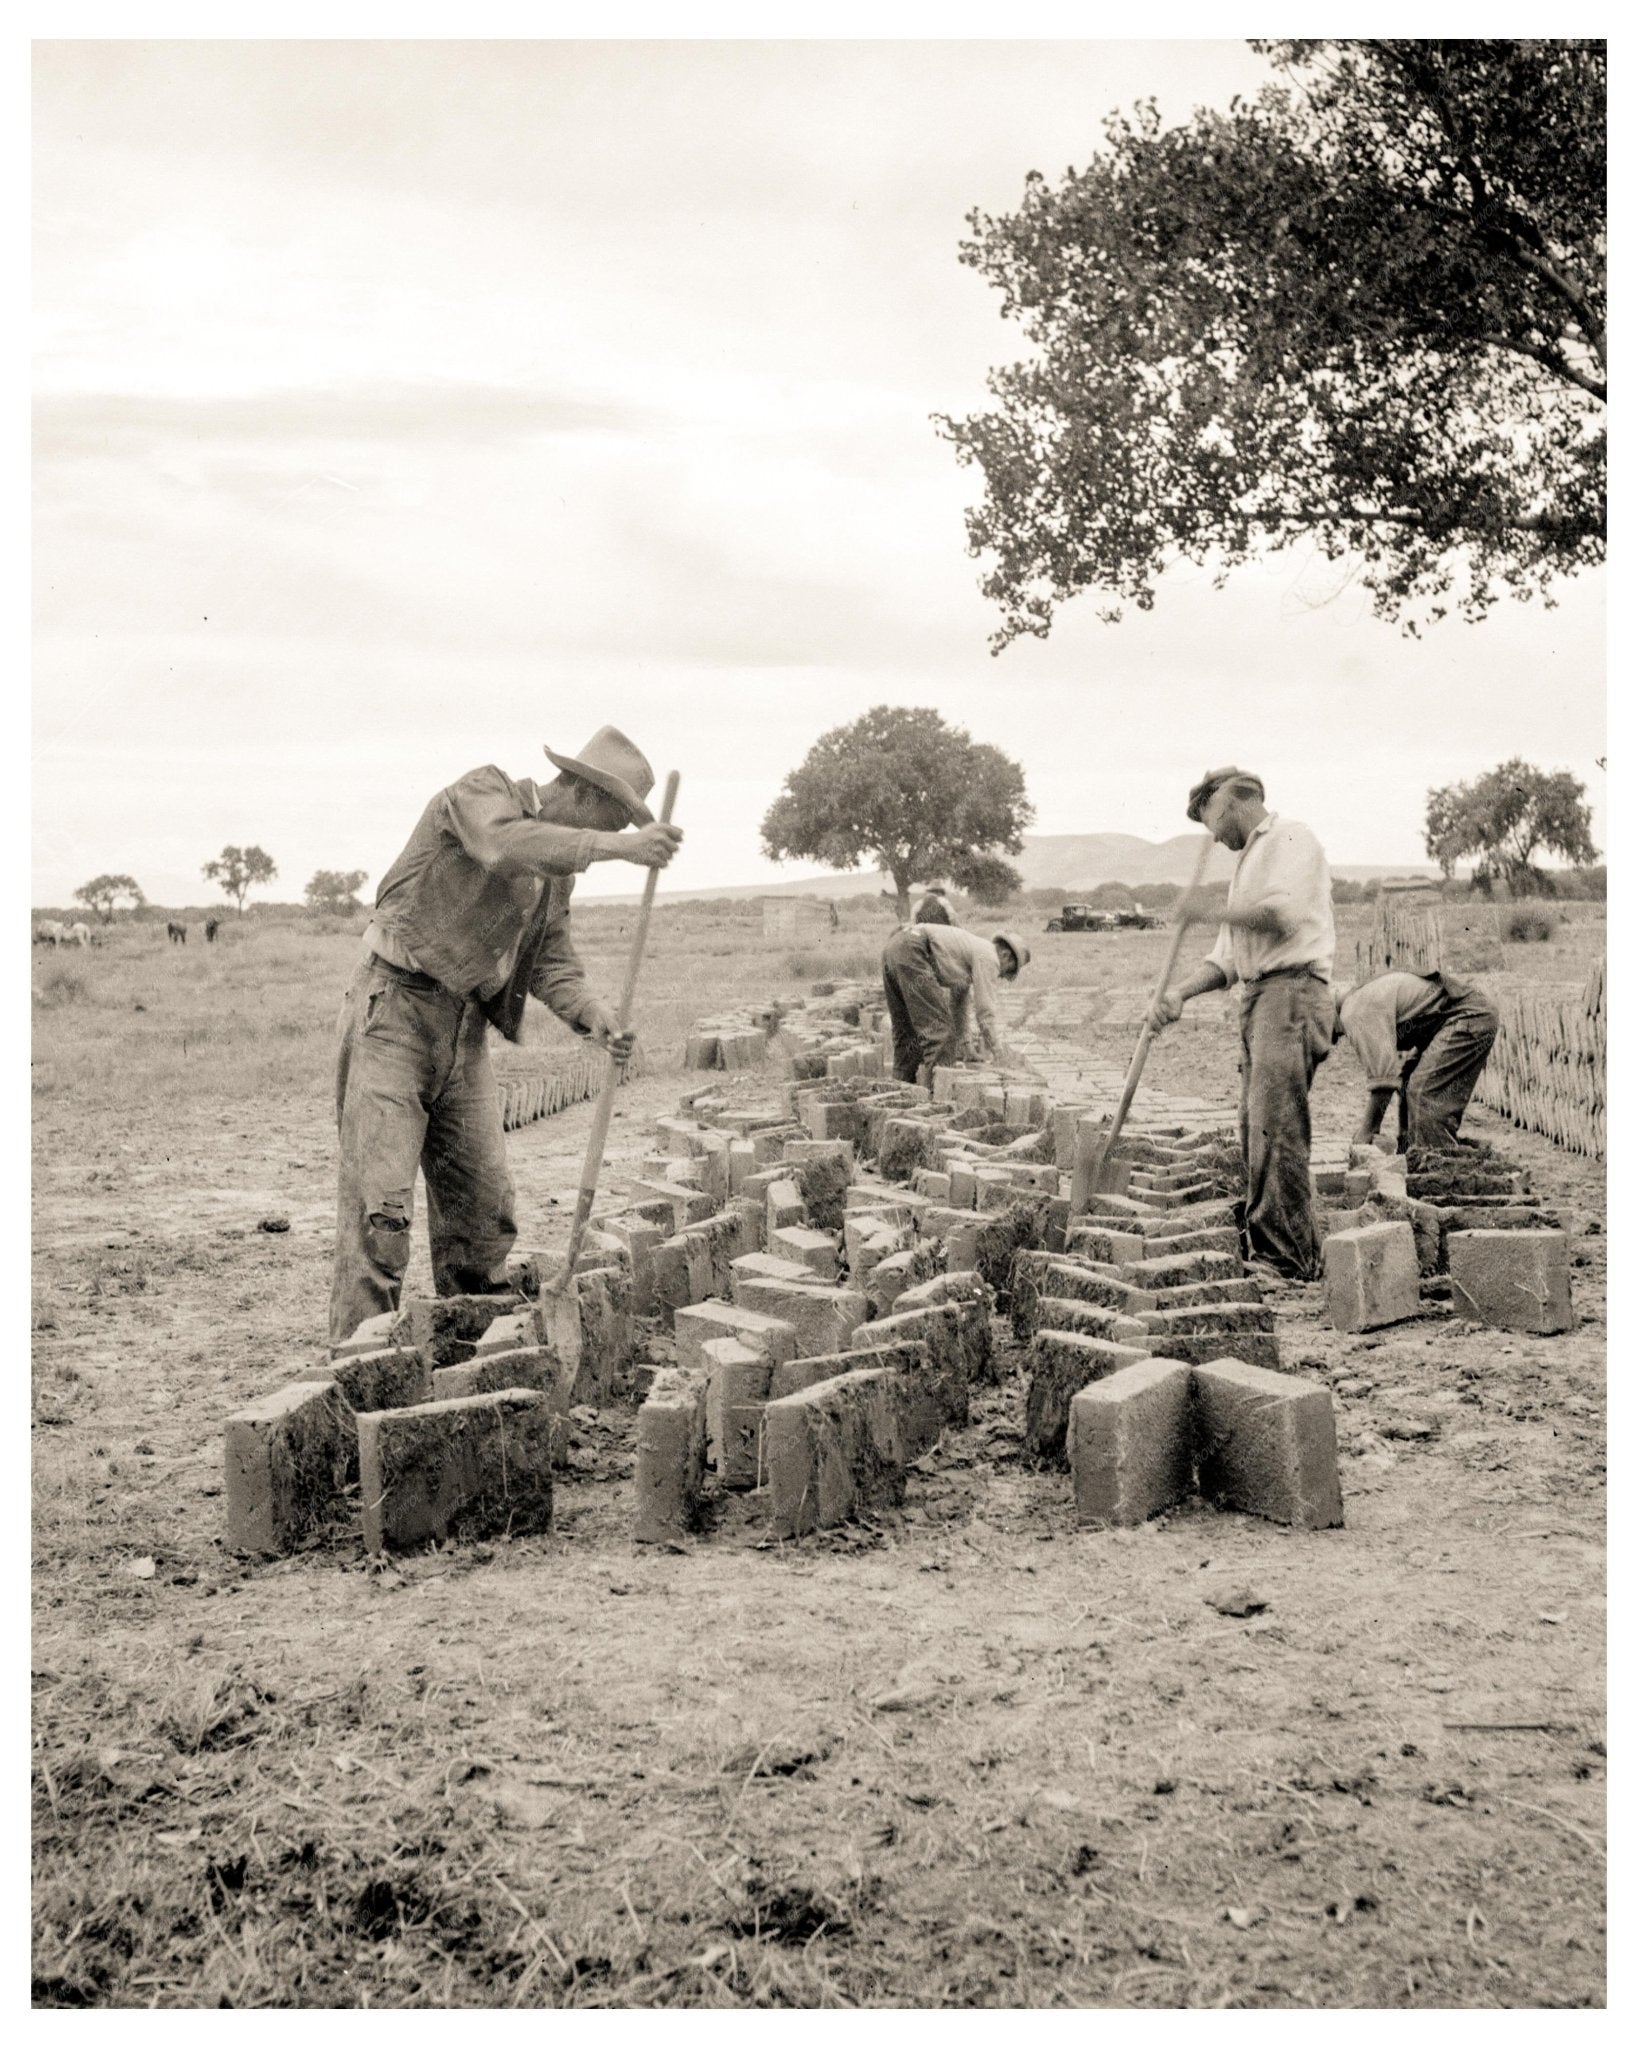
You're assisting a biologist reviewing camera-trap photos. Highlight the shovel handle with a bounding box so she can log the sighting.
[550,770,680,1291]
[1102,833,1215,1158]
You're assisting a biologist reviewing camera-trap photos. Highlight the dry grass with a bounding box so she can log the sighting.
[31,896,1607,2007]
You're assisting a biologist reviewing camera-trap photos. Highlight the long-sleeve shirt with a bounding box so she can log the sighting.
[1206,813,1335,988]
[367,765,602,1041]
[919,924,1006,1056]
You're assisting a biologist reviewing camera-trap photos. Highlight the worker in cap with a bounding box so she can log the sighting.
[881,913,1029,1085]
[1334,969,1500,1152]
[329,728,682,1344]
[1147,768,1335,1282]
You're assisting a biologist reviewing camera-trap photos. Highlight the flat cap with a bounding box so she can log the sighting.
[1186,765,1264,824]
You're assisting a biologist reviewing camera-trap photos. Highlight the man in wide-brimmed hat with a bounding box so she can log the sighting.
[329,729,682,1344]
[881,918,1029,1084]
[1147,767,1335,1282]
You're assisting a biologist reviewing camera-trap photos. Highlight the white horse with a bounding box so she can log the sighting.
[34,920,64,947]
[66,922,92,948]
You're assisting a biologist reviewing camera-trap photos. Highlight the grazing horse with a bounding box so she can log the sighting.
[66,922,91,948]
[34,920,64,947]
[166,920,187,945]
[204,918,220,942]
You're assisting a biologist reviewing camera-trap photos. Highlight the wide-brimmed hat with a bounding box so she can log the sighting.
[993,930,1031,972]
[1186,764,1264,824]
[544,726,655,824]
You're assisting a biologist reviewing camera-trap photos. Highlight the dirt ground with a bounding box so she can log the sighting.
[31,909,1606,2008]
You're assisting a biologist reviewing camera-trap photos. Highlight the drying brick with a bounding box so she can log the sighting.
[700,1336,772,1488]
[733,1278,869,1358]
[358,1390,553,1553]
[1192,1359,1343,1529]
[1067,1359,1194,1528]
[763,1369,907,1537]
[1448,1229,1573,1335]
[769,1225,841,1279]
[224,1378,351,1557]
[1322,1222,1421,1334]
[633,1366,708,1543]
[1025,1331,1151,1464]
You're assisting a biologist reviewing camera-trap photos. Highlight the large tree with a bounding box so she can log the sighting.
[203,844,278,917]
[1424,758,1597,895]
[939,39,1605,647]
[761,707,1033,920]
[72,873,145,924]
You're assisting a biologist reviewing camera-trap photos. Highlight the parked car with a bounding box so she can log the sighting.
[1044,904,1119,933]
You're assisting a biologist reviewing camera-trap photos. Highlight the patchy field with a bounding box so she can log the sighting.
[31,901,1605,2008]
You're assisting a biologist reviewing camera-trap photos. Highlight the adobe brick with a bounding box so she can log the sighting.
[358,1390,553,1553]
[1192,1358,1343,1529]
[1448,1228,1573,1334]
[224,1378,351,1557]
[1067,1358,1194,1528]
[1025,1331,1152,1464]
[633,1366,708,1543]
[1322,1222,1421,1334]
[764,1369,907,1538]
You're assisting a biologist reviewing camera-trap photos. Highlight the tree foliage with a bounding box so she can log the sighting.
[1424,758,1597,894]
[938,39,1605,646]
[304,868,369,916]
[760,707,1033,919]
[203,844,278,916]
[72,873,145,923]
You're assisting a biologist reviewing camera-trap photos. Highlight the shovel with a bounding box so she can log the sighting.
[1073,832,1215,1206]
[545,768,680,1294]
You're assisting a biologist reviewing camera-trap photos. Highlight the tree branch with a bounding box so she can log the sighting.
[1472,329,1606,401]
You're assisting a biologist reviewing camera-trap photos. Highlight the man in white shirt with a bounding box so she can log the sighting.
[1148,768,1336,1280]
[1335,969,1499,1151]
[881,921,1029,1083]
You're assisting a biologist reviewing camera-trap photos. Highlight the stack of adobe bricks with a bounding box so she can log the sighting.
[238,977,1579,1562]
[626,986,1349,1542]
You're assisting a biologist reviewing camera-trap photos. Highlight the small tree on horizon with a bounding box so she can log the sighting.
[304,868,370,916]
[1424,759,1597,896]
[72,873,145,924]
[760,707,1034,920]
[203,845,278,917]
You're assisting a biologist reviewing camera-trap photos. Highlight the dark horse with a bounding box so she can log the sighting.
[166,921,187,944]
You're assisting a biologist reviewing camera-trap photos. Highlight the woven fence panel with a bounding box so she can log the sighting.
[1473,964,1605,1159]
[1354,898,1443,979]
[494,1044,645,1133]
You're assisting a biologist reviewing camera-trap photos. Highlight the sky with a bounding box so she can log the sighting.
[31,37,1607,908]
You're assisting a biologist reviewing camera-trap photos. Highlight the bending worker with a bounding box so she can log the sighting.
[881,916,1028,1084]
[1334,968,1500,1152]
[329,728,682,1345]
[1147,767,1335,1282]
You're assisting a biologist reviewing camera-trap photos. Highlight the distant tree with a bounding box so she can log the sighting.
[203,844,278,917]
[1424,759,1597,896]
[1133,881,1181,910]
[304,868,369,916]
[72,873,145,924]
[939,39,1605,647]
[1087,881,1137,912]
[761,707,1033,920]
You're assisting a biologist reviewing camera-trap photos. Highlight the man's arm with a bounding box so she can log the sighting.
[1355,1086,1397,1145]
[442,767,678,876]
[963,938,1011,1063]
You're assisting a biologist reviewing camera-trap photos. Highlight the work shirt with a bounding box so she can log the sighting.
[1339,971,1460,1087]
[919,925,1005,1055]
[366,764,602,1042]
[1206,813,1335,989]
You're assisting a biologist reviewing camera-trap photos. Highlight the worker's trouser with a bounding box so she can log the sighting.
[1238,969,1335,1281]
[1398,991,1500,1151]
[881,927,958,1083]
[328,956,516,1346]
